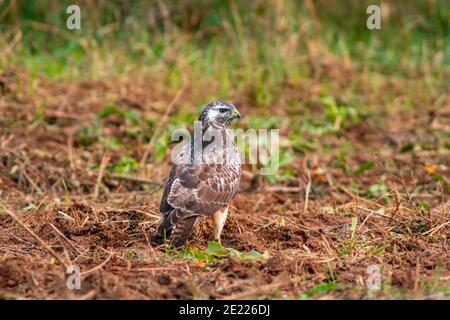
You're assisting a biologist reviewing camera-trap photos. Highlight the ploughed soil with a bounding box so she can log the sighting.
[0,68,449,299]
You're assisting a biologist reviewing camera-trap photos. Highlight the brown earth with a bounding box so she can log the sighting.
[0,68,449,299]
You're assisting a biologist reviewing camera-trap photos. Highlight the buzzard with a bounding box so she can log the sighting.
[155,101,242,247]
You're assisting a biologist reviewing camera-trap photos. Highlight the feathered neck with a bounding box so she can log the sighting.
[200,118,230,130]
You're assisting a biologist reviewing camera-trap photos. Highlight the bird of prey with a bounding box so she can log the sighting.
[155,101,242,247]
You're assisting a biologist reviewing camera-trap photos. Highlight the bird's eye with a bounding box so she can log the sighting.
[219,108,228,113]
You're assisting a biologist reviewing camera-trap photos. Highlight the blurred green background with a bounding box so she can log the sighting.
[1,0,448,83]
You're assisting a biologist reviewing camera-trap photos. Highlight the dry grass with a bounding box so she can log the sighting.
[0,67,449,299]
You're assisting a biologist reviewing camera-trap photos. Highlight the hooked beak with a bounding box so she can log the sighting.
[231,107,241,119]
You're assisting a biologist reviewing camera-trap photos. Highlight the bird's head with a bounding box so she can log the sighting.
[198,101,241,127]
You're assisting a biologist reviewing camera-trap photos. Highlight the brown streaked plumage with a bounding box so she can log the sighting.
[155,101,241,247]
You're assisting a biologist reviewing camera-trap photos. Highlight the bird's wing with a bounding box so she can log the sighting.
[167,163,241,216]
[156,162,240,246]
[159,163,181,215]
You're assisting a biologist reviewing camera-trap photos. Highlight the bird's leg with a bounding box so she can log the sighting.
[212,206,229,245]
